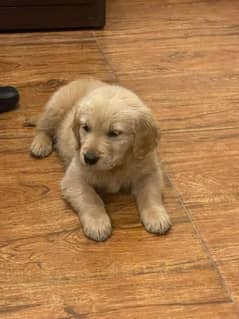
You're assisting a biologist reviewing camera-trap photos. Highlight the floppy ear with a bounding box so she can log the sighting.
[72,110,81,149]
[133,108,159,159]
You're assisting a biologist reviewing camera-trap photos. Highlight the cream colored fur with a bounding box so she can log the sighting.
[30,79,171,241]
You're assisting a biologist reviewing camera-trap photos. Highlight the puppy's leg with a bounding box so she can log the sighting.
[30,131,53,158]
[27,114,53,157]
[133,172,171,235]
[30,79,99,158]
[30,84,74,157]
[61,160,112,241]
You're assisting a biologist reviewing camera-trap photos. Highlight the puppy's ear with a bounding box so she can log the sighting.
[72,110,81,149]
[133,108,159,159]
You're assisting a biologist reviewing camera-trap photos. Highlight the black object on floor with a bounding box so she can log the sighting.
[0,86,19,113]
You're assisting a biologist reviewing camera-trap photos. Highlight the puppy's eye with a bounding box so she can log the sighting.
[82,124,90,132]
[107,130,122,138]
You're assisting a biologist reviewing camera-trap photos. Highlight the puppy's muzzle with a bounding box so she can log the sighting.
[84,151,99,165]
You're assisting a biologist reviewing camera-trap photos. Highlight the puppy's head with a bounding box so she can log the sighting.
[73,85,159,170]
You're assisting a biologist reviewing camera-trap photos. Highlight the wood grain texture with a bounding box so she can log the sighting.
[97,34,239,79]
[162,129,239,205]
[0,153,231,316]
[162,129,239,303]
[1,303,239,319]
[95,0,239,132]
[95,0,239,39]
[0,30,92,46]
[96,0,239,79]
[0,35,116,137]
[1,0,239,318]
[0,41,115,86]
[120,77,239,131]
[186,202,239,305]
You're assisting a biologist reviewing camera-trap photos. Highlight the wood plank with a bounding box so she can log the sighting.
[0,155,232,315]
[0,258,230,313]
[0,30,92,46]
[95,0,239,81]
[0,222,215,284]
[96,34,239,79]
[0,196,230,312]
[120,76,239,131]
[0,38,116,139]
[182,202,239,304]
[161,128,239,303]
[95,1,239,133]
[187,202,239,258]
[219,260,239,306]
[1,302,238,319]
[161,128,239,205]
[95,0,239,40]
[1,0,239,317]
[0,135,231,315]
[0,41,115,86]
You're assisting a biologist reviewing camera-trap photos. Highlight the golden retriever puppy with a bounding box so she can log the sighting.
[30,79,171,241]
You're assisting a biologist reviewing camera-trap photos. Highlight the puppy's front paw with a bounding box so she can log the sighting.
[30,133,53,158]
[81,213,112,242]
[141,206,171,235]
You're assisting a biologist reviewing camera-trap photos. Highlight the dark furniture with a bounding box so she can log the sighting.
[0,0,105,31]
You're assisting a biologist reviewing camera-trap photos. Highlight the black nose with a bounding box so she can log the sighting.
[84,152,99,165]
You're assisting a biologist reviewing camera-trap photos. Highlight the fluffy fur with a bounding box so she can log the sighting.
[30,79,171,241]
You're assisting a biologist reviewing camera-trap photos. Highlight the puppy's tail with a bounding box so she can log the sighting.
[23,115,39,127]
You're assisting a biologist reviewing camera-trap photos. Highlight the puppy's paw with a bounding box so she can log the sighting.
[81,213,112,242]
[141,206,171,235]
[30,133,53,158]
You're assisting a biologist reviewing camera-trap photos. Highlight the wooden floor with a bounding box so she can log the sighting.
[1,1,239,318]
